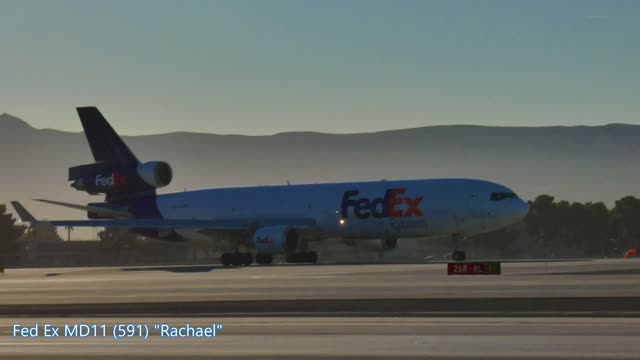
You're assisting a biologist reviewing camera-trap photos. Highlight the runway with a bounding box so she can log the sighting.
[4,259,640,306]
[1,259,640,358]
[1,317,640,359]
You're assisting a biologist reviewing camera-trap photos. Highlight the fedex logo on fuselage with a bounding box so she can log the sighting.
[95,173,127,187]
[341,188,423,219]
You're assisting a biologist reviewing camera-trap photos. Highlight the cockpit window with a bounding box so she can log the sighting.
[490,192,519,201]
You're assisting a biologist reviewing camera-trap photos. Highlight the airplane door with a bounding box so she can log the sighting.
[469,193,478,215]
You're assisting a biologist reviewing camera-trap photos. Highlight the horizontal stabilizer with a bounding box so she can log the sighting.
[34,199,131,218]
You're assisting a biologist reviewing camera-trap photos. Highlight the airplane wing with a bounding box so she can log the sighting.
[45,219,249,229]
[10,201,315,231]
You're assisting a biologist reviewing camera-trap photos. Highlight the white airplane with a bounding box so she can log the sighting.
[11,107,529,265]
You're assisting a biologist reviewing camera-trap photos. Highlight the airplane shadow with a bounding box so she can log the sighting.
[121,265,223,273]
[117,261,438,273]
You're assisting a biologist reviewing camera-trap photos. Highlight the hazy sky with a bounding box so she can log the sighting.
[1,0,639,135]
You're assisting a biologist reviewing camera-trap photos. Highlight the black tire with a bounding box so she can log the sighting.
[232,253,241,266]
[243,253,253,266]
[452,250,466,261]
[230,253,242,266]
[221,253,231,266]
[256,253,273,265]
[286,253,304,263]
[286,252,317,264]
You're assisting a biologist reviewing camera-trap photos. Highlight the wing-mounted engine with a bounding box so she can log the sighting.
[250,225,301,254]
[68,161,173,198]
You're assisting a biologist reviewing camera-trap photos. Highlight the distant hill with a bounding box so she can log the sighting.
[1,112,639,238]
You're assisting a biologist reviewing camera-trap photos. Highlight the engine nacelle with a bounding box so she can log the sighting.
[342,238,398,251]
[136,161,173,188]
[251,225,300,254]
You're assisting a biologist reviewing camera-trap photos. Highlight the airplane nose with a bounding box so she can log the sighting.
[491,199,529,227]
[518,200,529,219]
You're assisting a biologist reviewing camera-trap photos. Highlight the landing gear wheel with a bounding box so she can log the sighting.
[243,253,253,266]
[308,251,318,264]
[221,253,231,266]
[286,251,318,264]
[256,253,273,265]
[221,252,253,266]
[452,250,466,261]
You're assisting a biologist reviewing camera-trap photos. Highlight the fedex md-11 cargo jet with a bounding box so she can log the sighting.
[11,107,529,265]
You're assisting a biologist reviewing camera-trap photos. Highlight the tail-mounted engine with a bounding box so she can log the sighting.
[68,161,173,197]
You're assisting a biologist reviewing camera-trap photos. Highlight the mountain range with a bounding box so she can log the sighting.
[1,112,639,239]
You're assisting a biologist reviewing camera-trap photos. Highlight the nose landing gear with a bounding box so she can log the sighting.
[451,233,466,261]
[452,250,466,261]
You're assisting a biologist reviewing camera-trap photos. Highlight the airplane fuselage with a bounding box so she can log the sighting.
[155,178,528,243]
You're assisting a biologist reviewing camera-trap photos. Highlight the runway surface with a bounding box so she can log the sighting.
[2,317,640,359]
[1,259,640,358]
[3,258,640,306]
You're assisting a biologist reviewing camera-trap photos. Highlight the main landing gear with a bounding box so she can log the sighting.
[286,251,318,264]
[255,253,273,265]
[254,252,318,265]
[221,252,253,266]
[255,251,318,265]
[451,233,466,261]
[221,251,319,266]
